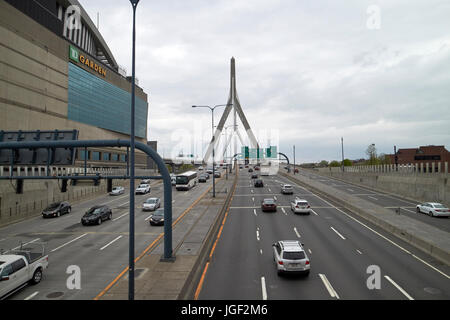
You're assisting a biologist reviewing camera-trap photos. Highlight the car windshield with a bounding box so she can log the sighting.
[283,185,292,189]
[434,204,446,208]
[154,210,164,216]
[298,202,308,206]
[145,199,157,204]
[113,187,121,191]
[283,251,305,260]
[47,202,61,209]
[86,207,102,215]
[264,199,275,204]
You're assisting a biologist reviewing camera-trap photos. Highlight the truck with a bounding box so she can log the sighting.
[0,242,48,299]
[260,165,271,176]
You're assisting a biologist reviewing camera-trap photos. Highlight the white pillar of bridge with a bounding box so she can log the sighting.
[425,162,429,174]
[445,162,448,174]
[438,162,441,173]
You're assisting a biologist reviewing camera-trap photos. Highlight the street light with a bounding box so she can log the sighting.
[192,104,232,197]
[128,0,139,301]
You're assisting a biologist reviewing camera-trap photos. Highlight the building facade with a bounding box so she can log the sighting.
[0,0,150,168]
[388,145,450,171]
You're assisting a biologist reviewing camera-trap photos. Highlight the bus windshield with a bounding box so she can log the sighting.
[176,176,189,184]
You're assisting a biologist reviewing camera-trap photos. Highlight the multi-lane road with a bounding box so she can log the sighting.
[0,173,217,300]
[297,169,450,233]
[199,168,450,300]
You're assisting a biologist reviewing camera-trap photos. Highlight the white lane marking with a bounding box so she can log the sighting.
[330,227,346,240]
[356,250,363,255]
[261,276,268,300]
[51,233,88,252]
[252,197,255,202]
[319,274,340,299]
[411,254,449,279]
[253,209,257,216]
[113,212,129,221]
[281,207,287,215]
[102,195,128,205]
[256,230,260,241]
[384,276,414,300]
[400,207,416,214]
[311,193,412,255]
[347,188,355,192]
[172,200,175,203]
[251,189,254,193]
[274,196,277,201]
[100,235,123,251]
[24,291,39,300]
[294,227,301,238]
[145,214,153,221]
[311,209,319,216]
[368,196,379,201]
[308,249,312,254]
[260,249,263,255]
[0,238,6,242]
[268,188,272,192]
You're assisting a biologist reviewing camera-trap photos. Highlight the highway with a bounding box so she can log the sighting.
[297,169,450,233]
[0,173,218,300]
[198,168,450,300]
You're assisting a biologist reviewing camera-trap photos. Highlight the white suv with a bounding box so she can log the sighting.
[291,198,311,214]
[281,184,293,194]
[272,240,310,276]
[135,184,151,194]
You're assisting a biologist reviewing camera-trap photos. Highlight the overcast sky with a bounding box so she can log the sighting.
[79,0,450,163]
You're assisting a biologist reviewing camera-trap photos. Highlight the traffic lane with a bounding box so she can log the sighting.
[291,205,450,300]
[199,180,261,299]
[278,173,450,233]
[255,208,332,300]
[7,180,212,300]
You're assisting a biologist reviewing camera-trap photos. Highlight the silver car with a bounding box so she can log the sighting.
[416,202,450,217]
[281,184,293,194]
[142,197,161,211]
[110,186,125,196]
[290,198,311,214]
[272,240,310,275]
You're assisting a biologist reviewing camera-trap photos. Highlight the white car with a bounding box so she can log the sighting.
[416,202,450,217]
[110,186,125,196]
[135,184,151,195]
[198,166,204,171]
[142,197,161,211]
[272,240,310,276]
[291,198,311,214]
[281,184,294,194]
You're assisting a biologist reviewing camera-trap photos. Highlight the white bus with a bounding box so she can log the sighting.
[175,171,198,190]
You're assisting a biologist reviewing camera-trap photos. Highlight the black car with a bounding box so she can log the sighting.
[149,208,165,226]
[248,168,253,172]
[199,174,207,183]
[42,201,71,218]
[254,179,264,187]
[251,173,258,179]
[81,205,112,225]
[214,171,221,178]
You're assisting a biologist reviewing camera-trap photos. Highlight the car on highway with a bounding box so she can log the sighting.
[81,205,112,225]
[281,184,294,194]
[248,168,253,173]
[214,171,221,178]
[254,179,264,187]
[142,197,161,211]
[109,186,125,196]
[261,198,277,212]
[272,240,310,276]
[239,165,243,169]
[291,198,311,215]
[254,166,260,171]
[198,174,208,183]
[42,201,71,218]
[149,208,165,226]
[416,202,450,217]
[171,175,176,186]
[135,183,151,195]
[294,168,299,173]
[0,242,49,299]
[198,166,204,171]
[140,179,150,184]
[251,173,258,179]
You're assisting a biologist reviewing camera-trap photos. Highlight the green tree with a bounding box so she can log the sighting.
[366,144,377,165]
[342,159,353,166]
[319,160,329,167]
[329,160,341,167]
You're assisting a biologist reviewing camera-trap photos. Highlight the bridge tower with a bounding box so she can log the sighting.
[203,57,259,164]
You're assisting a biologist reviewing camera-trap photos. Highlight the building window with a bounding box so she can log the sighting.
[79,149,90,160]
[120,154,126,162]
[112,154,119,162]
[103,153,110,161]
[92,152,100,161]
[414,155,441,161]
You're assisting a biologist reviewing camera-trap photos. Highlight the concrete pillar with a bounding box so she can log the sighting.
[1,166,3,176]
[445,162,448,174]
[431,162,435,173]
[420,163,423,174]
[426,163,429,174]
[438,162,441,173]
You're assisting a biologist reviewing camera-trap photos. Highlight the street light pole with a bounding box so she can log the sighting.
[128,0,139,301]
[192,104,232,197]
[341,137,345,173]
[293,145,296,175]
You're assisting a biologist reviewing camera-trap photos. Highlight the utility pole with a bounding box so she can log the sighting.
[341,137,344,172]
[293,145,296,175]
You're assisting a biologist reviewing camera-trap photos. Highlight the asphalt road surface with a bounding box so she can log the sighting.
[198,169,450,300]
